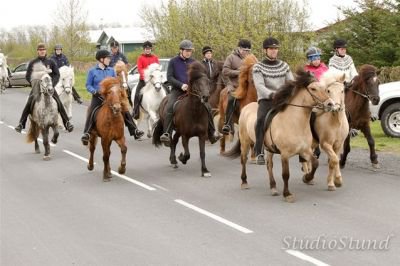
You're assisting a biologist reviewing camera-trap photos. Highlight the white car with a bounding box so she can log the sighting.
[370,81,400,137]
[127,58,170,91]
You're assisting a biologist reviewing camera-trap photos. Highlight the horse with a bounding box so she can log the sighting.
[26,71,59,160]
[218,54,258,154]
[302,71,349,191]
[114,60,131,109]
[209,60,225,113]
[0,53,8,94]
[130,63,166,138]
[339,64,381,169]
[223,69,335,202]
[152,61,212,177]
[55,66,75,126]
[87,77,127,182]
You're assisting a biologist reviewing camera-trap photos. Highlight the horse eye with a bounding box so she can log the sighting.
[327,89,330,93]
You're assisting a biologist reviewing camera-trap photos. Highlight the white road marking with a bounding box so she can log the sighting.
[63,149,155,191]
[285,250,330,266]
[174,199,253,234]
[151,184,169,191]
[0,121,4,124]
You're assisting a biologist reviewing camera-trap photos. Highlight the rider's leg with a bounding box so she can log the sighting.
[254,99,272,165]
[123,111,144,140]
[133,80,145,119]
[53,91,74,132]
[72,86,83,104]
[160,90,181,145]
[204,102,221,144]
[15,94,34,133]
[222,91,237,135]
[81,96,103,145]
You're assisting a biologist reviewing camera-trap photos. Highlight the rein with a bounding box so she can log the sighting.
[286,88,326,110]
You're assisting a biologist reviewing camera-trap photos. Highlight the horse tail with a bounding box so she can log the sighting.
[152,119,163,147]
[26,120,39,143]
[221,139,241,159]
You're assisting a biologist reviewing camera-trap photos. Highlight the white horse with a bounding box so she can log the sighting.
[55,66,74,126]
[0,53,8,94]
[131,63,166,138]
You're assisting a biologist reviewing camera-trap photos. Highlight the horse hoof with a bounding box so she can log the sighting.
[202,172,211,178]
[35,149,40,154]
[43,155,51,161]
[372,163,380,169]
[249,158,257,164]
[241,183,250,190]
[87,164,94,171]
[171,164,178,169]
[118,166,126,174]
[302,175,314,185]
[271,188,279,196]
[284,195,295,203]
[147,133,152,139]
[334,180,342,187]
[328,185,336,191]
[103,177,111,182]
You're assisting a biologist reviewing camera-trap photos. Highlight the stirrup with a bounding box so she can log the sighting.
[222,124,231,135]
[65,121,74,132]
[81,133,90,146]
[133,129,144,140]
[209,134,222,144]
[160,133,171,145]
[256,154,265,165]
[15,123,23,133]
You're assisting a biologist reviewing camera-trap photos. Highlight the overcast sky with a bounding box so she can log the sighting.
[0,0,357,31]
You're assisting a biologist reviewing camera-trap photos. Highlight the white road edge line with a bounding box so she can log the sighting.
[174,199,253,234]
[63,149,156,191]
[285,249,330,266]
[0,121,4,124]
[151,184,169,191]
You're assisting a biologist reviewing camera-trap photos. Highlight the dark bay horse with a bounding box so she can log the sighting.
[153,61,212,177]
[209,60,225,114]
[87,77,127,181]
[339,64,380,169]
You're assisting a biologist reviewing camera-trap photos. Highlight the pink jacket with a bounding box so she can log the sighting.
[304,62,328,81]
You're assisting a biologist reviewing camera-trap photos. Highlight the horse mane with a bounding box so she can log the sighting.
[188,61,207,86]
[273,68,317,112]
[351,64,377,92]
[234,54,258,99]
[144,63,161,82]
[114,61,128,76]
[99,77,122,95]
[31,62,49,80]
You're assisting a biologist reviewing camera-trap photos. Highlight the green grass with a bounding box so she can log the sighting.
[351,121,400,154]
[74,71,92,100]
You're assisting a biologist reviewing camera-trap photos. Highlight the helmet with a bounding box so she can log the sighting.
[143,41,153,48]
[202,46,213,55]
[306,47,321,58]
[54,44,63,50]
[333,39,347,49]
[37,43,46,50]
[238,39,251,49]
[110,41,119,48]
[95,49,111,60]
[263,37,280,48]
[179,40,194,50]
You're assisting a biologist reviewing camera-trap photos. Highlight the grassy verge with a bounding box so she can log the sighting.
[74,71,92,100]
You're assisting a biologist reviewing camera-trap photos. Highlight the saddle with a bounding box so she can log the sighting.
[262,107,280,154]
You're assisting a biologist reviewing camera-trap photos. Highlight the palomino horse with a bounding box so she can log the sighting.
[0,53,8,94]
[223,70,335,202]
[302,72,349,191]
[55,66,75,125]
[114,60,131,109]
[87,77,127,181]
[339,64,380,169]
[153,61,212,177]
[26,72,59,160]
[130,63,166,138]
[218,54,258,153]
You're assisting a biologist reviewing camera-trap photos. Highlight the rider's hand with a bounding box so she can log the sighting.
[181,84,188,91]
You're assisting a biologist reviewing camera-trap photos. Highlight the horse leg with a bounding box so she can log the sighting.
[267,152,279,196]
[116,137,127,174]
[339,135,351,169]
[147,111,158,138]
[249,143,256,164]
[51,124,59,144]
[320,143,338,190]
[281,156,294,202]
[169,133,180,168]
[101,138,112,182]
[302,146,319,186]
[34,139,40,154]
[199,136,210,177]
[333,146,343,188]
[240,139,250,189]
[218,112,226,154]
[43,127,51,160]
[88,135,96,171]
[361,125,379,168]
[178,136,191,165]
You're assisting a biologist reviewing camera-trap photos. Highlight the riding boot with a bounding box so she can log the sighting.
[123,111,144,140]
[133,80,145,119]
[254,114,266,165]
[205,102,221,144]
[72,86,83,104]
[81,106,98,145]
[222,94,236,135]
[53,93,74,132]
[160,112,173,145]
[15,95,34,133]
[126,87,133,107]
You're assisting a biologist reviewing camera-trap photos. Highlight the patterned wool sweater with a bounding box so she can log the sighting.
[252,59,293,101]
[328,54,358,82]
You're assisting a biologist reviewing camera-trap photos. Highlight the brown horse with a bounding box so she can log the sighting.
[303,72,349,191]
[87,77,127,181]
[223,69,335,202]
[209,60,225,113]
[114,60,131,110]
[339,64,380,169]
[218,54,258,154]
[153,61,212,177]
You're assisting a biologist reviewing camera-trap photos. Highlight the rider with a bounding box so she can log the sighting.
[15,43,74,133]
[50,44,83,104]
[159,40,221,146]
[109,41,128,68]
[132,41,160,119]
[81,50,144,145]
[328,39,358,83]
[201,46,219,84]
[253,37,294,165]
[221,39,252,135]
[304,46,328,81]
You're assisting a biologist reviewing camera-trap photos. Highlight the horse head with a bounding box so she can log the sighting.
[144,63,163,92]
[353,64,380,105]
[40,73,54,96]
[114,60,128,89]
[58,66,74,94]
[320,71,346,112]
[99,77,124,116]
[187,61,210,103]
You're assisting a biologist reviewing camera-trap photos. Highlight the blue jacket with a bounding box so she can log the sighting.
[110,52,128,67]
[50,53,69,68]
[167,55,194,91]
[86,64,116,94]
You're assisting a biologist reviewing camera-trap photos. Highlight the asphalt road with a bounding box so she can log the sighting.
[1,88,399,266]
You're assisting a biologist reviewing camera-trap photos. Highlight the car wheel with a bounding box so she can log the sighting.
[381,102,400,138]
[5,77,11,88]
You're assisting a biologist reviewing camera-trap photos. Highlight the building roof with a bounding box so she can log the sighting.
[101,27,155,44]
[86,29,103,44]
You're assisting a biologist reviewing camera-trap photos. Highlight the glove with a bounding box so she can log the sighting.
[370,115,378,122]
[181,84,188,91]
[349,128,359,138]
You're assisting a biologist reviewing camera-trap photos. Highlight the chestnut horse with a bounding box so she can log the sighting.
[153,62,212,177]
[209,60,225,114]
[87,77,127,181]
[339,64,380,169]
[218,54,258,153]
[223,70,335,202]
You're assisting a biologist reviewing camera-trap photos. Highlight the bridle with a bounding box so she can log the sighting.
[348,75,379,101]
[287,86,330,111]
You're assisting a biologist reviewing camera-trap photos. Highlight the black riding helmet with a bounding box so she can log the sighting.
[54,44,63,50]
[263,37,280,48]
[95,49,111,60]
[238,39,251,49]
[143,41,153,48]
[333,39,347,49]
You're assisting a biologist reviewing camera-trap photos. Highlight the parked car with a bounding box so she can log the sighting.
[370,81,400,138]
[7,62,30,87]
[127,58,170,90]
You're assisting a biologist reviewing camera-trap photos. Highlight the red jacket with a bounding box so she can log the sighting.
[137,53,159,80]
[304,62,328,81]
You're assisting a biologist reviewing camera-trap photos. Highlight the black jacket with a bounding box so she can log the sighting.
[26,56,60,86]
